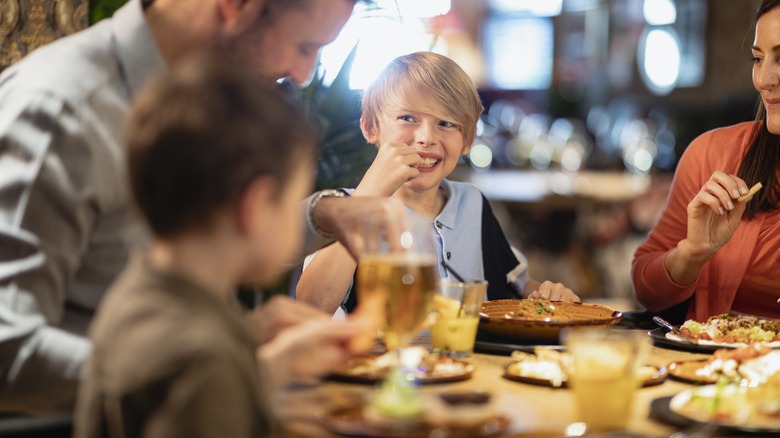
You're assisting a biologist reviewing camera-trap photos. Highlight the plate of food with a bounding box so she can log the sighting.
[503,347,667,388]
[668,343,780,385]
[478,299,621,344]
[650,314,780,352]
[322,372,508,438]
[668,375,780,433]
[327,347,474,385]
[322,404,509,438]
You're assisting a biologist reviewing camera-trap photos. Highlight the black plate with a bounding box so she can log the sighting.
[649,396,686,427]
[474,338,565,356]
[648,328,780,354]
[647,328,721,353]
[650,396,780,435]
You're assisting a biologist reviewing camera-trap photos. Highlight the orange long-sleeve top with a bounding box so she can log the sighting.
[632,121,779,321]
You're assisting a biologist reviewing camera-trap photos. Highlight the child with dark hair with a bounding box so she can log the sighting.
[74,53,370,438]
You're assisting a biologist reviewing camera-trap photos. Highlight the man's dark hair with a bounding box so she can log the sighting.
[126,52,316,237]
[258,0,367,25]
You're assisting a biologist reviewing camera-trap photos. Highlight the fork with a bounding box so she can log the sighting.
[652,316,698,345]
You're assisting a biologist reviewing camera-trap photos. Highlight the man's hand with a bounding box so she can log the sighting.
[249,295,328,345]
[312,196,408,259]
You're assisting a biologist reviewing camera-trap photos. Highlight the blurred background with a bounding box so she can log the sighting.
[0,0,765,305]
[306,0,763,305]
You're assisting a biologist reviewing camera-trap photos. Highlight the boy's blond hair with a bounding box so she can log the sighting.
[361,52,483,147]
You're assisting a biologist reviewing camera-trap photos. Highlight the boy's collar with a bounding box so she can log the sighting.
[432,180,456,230]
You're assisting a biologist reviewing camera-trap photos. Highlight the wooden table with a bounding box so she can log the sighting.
[276,337,711,437]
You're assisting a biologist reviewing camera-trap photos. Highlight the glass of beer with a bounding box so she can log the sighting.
[355,213,437,353]
[561,328,649,432]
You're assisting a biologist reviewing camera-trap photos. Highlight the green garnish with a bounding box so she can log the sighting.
[369,368,423,418]
[535,300,554,314]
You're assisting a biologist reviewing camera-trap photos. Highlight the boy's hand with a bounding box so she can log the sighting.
[526,280,581,302]
[256,318,374,388]
[347,306,382,352]
[354,142,421,197]
[249,295,328,345]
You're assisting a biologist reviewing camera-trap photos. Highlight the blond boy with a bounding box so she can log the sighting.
[297,52,579,317]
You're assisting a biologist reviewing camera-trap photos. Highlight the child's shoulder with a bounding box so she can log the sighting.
[91,263,248,370]
[439,179,488,221]
[441,178,484,194]
[90,292,248,391]
[94,289,226,357]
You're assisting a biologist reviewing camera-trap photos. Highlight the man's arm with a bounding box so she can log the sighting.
[0,308,89,412]
[299,193,336,257]
[0,92,102,412]
[301,195,407,259]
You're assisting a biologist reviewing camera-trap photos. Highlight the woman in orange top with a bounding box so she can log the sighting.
[633,0,780,321]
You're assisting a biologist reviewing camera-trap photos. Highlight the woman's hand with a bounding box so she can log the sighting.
[354,142,421,197]
[685,171,751,259]
[663,171,753,286]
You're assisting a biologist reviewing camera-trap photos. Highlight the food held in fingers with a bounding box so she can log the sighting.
[737,182,763,202]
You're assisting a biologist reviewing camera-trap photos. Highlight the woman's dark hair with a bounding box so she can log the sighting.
[740,0,780,218]
[126,52,316,237]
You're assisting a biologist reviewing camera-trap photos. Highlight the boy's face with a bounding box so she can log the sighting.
[246,158,313,284]
[368,105,471,192]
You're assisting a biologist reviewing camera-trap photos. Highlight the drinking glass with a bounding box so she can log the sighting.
[355,213,437,353]
[561,328,649,432]
[430,280,487,357]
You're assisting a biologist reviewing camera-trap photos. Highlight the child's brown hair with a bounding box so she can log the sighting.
[126,52,316,237]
